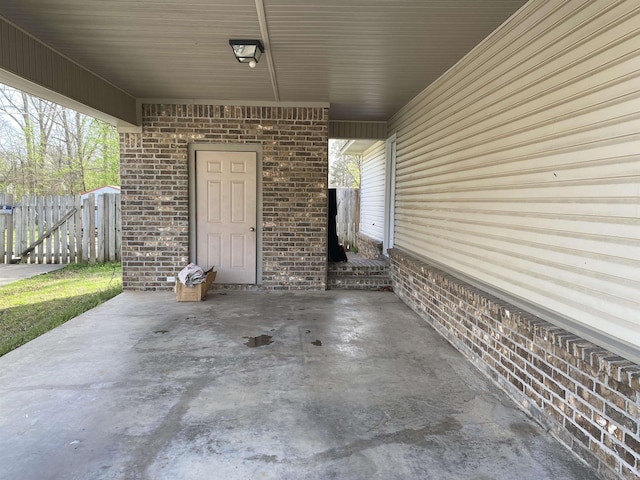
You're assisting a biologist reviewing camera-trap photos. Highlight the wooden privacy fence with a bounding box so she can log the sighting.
[335,188,359,251]
[0,193,121,264]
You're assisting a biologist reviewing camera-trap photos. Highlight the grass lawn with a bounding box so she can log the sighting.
[0,262,122,357]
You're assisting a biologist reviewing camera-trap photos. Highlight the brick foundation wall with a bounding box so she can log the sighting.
[120,104,328,290]
[356,232,383,259]
[389,248,640,480]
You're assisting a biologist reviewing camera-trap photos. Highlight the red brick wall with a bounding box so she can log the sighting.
[389,248,640,480]
[120,104,328,290]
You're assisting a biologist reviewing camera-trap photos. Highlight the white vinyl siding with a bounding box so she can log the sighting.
[387,1,640,358]
[359,141,386,242]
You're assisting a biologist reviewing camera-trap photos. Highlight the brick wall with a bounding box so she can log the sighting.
[120,104,328,290]
[356,232,383,259]
[389,248,640,480]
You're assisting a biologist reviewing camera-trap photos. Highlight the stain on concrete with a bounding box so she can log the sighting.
[244,335,273,347]
[153,330,169,334]
[313,418,462,462]
[246,454,280,463]
[311,340,322,346]
[509,422,540,437]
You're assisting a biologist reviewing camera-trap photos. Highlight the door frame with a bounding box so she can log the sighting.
[383,134,396,255]
[188,143,263,285]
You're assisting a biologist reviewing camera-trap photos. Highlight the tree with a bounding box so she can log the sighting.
[0,87,56,195]
[0,84,120,196]
[54,108,119,193]
[329,139,361,188]
[84,119,119,191]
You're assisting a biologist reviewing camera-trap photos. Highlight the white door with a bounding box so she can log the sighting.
[196,150,257,284]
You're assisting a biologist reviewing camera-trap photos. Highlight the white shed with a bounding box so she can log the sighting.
[81,186,120,200]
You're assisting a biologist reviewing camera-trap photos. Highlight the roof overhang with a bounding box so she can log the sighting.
[340,139,380,156]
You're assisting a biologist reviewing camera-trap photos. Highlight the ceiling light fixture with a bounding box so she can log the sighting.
[229,39,264,68]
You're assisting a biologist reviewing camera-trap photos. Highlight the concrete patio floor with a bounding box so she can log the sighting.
[0,290,597,480]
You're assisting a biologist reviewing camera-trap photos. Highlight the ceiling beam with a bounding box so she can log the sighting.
[254,0,279,102]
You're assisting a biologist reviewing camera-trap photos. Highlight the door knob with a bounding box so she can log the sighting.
[250,227,255,231]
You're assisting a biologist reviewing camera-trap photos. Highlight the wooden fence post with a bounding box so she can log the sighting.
[74,195,82,263]
[81,196,89,263]
[97,194,105,264]
[89,194,96,263]
[6,194,14,263]
[0,194,13,263]
[14,196,24,259]
[36,196,44,264]
[106,193,116,262]
[0,194,5,264]
[66,196,75,263]
[335,188,359,250]
[26,195,34,263]
[115,194,121,261]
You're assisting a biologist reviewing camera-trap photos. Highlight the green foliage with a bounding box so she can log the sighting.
[0,262,122,357]
[329,139,361,188]
[0,84,120,196]
[84,119,120,191]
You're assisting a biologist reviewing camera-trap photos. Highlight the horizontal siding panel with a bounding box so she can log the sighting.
[398,93,640,171]
[397,33,640,155]
[359,142,386,241]
[388,0,640,354]
[397,230,638,343]
[393,1,633,132]
[399,179,639,199]
[394,208,640,251]
[400,199,639,218]
[398,145,640,188]
[395,215,640,279]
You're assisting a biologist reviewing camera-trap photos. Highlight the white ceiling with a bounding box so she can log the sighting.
[0,0,529,121]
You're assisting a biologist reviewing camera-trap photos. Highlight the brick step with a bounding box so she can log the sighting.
[327,274,392,290]
[329,260,389,272]
[328,265,389,276]
[327,254,391,290]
